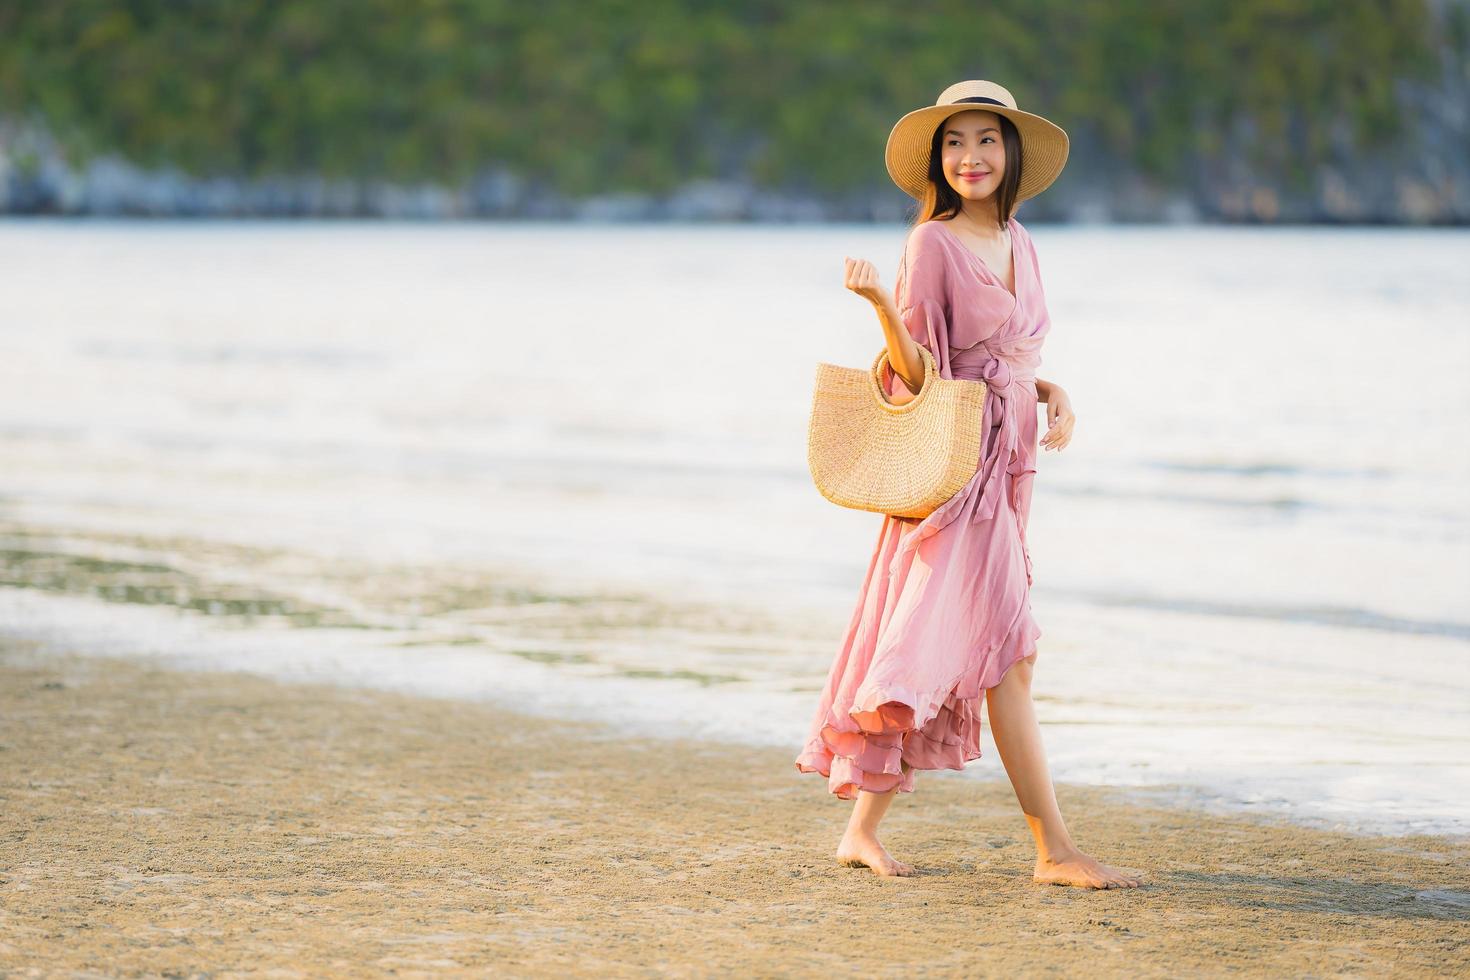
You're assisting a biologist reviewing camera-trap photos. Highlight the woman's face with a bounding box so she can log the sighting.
[939,109,1006,203]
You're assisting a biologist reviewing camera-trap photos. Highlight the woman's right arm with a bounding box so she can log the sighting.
[843,257,925,404]
[874,289,924,404]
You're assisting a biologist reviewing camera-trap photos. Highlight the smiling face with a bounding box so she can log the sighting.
[939,109,1007,204]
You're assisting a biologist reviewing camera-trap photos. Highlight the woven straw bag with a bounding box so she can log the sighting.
[807,343,990,519]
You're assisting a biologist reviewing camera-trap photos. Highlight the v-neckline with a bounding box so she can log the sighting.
[934,217,1018,300]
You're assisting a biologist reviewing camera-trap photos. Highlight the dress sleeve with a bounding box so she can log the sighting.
[1022,225,1051,330]
[882,225,952,397]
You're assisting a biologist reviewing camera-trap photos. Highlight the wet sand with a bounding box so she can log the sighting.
[2,638,1467,976]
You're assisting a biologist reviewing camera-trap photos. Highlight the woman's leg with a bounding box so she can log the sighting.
[985,653,1144,888]
[834,763,915,877]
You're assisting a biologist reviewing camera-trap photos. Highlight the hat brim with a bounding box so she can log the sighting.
[884,103,1070,204]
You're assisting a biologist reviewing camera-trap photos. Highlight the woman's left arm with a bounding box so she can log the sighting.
[1035,378,1075,452]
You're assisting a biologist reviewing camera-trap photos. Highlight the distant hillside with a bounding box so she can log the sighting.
[1,0,1465,221]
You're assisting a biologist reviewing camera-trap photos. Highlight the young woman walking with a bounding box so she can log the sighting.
[794,80,1143,890]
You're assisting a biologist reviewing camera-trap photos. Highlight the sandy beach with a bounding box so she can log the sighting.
[1,638,1466,976]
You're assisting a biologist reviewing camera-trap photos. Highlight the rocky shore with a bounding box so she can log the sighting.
[2,116,1464,225]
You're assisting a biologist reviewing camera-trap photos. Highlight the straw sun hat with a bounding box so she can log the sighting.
[884,79,1070,203]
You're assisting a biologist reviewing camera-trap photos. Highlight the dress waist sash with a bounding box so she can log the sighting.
[951,351,1035,528]
[886,349,1035,576]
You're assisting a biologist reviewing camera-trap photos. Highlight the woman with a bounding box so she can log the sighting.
[794,81,1144,890]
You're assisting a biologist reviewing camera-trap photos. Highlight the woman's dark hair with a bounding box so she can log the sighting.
[912,111,1022,231]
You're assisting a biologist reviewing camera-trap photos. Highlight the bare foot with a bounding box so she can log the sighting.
[835,832,914,877]
[1033,848,1144,889]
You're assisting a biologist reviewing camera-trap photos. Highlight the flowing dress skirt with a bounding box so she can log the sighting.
[793,395,1042,799]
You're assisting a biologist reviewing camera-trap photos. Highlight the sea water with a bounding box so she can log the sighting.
[1,218,1466,838]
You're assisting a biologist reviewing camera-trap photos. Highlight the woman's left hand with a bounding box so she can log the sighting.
[1041,387,1074,452]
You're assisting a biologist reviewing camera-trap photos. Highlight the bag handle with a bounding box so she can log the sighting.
[869,342,937,414]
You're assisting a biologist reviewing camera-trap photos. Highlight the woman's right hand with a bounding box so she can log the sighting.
[844,257,891,307]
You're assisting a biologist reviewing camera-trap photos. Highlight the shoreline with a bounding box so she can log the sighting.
[6,584,1464,844]
[3,639,1468,973]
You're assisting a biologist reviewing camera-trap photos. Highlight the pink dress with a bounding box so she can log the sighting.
[794,215,1048,799]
